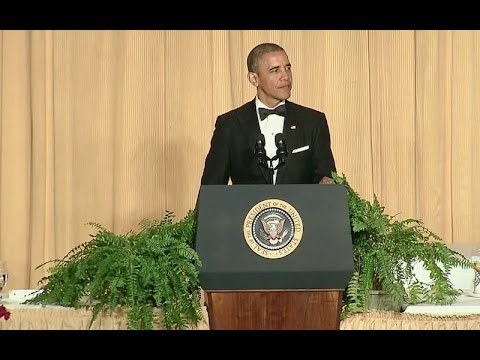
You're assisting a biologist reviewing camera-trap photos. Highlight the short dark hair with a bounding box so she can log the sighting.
[247,43,285,73]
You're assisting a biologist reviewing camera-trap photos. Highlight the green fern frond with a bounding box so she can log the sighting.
[27,210,202,330]
[332,172,476,318]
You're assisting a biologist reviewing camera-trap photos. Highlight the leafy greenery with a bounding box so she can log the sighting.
[27,210,203,330]
[25,173,475,327]
[332,173,474,318]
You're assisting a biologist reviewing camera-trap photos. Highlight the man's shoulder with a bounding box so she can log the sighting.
[219,101,252,118]
[287,100,325,118]
[216,100,254,126]
[287,102,328,129]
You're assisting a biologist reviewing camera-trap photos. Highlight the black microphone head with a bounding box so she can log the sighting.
[257,133,266,145]
[254,134,267,166]
[275,133,288,159]
[274,133,285,145]
[254,134,266,152]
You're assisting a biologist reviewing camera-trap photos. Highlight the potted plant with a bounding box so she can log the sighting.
[26,173,474,328]
[332,173,474,318]
[27,210,203,330]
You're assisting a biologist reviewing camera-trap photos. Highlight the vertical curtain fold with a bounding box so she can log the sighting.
[0,30,479,289]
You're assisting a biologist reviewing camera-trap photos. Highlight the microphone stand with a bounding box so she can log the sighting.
[267,157,275,185]
[272,155,287,171]
[255,137,287,185]
[267,155,287,184]
[257,155,274,184]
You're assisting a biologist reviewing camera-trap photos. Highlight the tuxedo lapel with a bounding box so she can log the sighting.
[276,101,299,184]
[239,99,271,184]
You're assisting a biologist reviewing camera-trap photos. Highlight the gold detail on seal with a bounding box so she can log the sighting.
[243,199,303,259]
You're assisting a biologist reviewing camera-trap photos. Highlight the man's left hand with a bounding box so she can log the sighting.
[319,176,334,184]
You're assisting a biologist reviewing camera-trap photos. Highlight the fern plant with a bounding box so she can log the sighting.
[27,210,203,330]
[332,173,474,318]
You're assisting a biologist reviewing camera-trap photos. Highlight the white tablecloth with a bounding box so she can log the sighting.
[404,293,480,315]
[0,292,210,330]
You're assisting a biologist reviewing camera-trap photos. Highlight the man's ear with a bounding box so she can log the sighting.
[248,72,258,87]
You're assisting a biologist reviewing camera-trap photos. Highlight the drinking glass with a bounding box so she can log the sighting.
[471,250,480,294]
[0,260,8,293]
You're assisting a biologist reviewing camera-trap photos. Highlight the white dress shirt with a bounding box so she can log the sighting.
[255,98,285,184]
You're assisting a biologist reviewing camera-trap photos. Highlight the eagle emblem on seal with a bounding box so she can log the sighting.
[260,213,289,245]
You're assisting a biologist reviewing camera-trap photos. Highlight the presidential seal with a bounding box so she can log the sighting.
[243,199,303,259]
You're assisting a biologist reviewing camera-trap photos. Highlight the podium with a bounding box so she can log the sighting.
[195,184,353,330]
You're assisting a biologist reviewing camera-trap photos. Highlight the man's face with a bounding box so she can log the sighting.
[249,51,292,108]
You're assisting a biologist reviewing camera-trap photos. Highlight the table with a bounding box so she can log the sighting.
[0,293,210,330]
[340,310,480,330]
[340,293,480,330]
[3,292,480,330]
[404,293,480,315]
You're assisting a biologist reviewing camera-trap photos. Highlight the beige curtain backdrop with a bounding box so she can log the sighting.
[0,30,479,290]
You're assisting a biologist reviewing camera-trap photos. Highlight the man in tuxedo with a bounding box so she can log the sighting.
[201,42,336,185]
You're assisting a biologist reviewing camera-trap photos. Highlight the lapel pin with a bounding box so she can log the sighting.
[290,125,296,130]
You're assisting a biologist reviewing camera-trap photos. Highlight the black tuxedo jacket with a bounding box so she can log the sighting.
[201,99,336,185]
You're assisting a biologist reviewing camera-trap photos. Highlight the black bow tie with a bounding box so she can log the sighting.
[259,104,286,121]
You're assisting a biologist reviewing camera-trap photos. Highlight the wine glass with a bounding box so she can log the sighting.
[0,260,8,294]
[472,252,480,294]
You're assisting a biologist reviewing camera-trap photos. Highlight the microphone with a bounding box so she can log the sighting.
[275,133,288,166]
[254,134,268,168]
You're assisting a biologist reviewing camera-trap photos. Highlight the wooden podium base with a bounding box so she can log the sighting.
[205,289,343,330]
